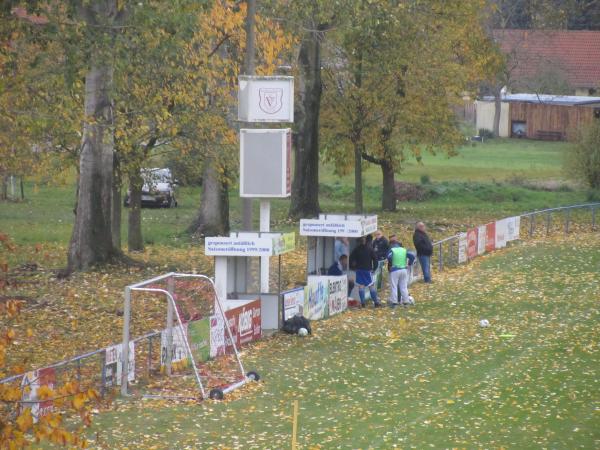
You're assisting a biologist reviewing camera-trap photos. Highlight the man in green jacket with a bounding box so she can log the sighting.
[387,237,415,307]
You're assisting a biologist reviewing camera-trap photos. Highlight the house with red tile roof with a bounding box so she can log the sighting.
[493,29,600,96]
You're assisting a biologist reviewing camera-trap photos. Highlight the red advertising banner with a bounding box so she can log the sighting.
[20,367,56,422]
[211,299,261,357]
[485,222,496,252]
[467,228,478,259]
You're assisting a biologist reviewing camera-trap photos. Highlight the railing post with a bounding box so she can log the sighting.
[121,287,131,396]
[592,207,596,230]
[449,239,454,264]
[100,350,107,398]
[565,209,570,234]
[546,212,551,235]
[166,277,175,377]
[438,242,443,272]
[148,335,153,377]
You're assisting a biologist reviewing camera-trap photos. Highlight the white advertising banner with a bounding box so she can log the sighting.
[205,237,273,256]
[105,341,135,386]
[282,287,305,321]
[506,216,521,241]
[477,225,487,255]
[160,323,188,368]
[238,76,294,122]
[327,276,348,316]
[495,218,509,249]
[457,233,468,264]
[300,215,378,237]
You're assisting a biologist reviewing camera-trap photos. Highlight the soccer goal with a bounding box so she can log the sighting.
[120,273,260,400]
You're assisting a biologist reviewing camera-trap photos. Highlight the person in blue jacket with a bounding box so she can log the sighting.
[327,254,355,296]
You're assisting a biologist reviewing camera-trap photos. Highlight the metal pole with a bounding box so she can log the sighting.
[147,335,153,377]
[120,287,131,396]
[438,242,443,272]
[259,200,270,293]
[166,276,175,376]
[449,239,454,265]
[546,212,551,235]
[100,351,107,398]
[592,207,596,230]
[565,209,570,234]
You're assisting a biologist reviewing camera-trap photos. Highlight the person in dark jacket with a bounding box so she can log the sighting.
[349,237,381,307]
[372,229,390,261]
[412,222,433,283]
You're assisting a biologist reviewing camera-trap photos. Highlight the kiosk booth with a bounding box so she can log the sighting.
[205,231,295,332]
[281,214,381,321]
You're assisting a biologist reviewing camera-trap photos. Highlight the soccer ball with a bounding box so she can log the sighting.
[298,327,308,337]
[479,319,490,328]
[407,296,415,305]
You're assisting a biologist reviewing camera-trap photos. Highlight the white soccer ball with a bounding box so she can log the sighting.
[407,296,415,305]
[479,319,490,328]
[298,327,308,337]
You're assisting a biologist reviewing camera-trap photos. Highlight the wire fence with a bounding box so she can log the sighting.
[2,202,598,420]
[431,203,599,273]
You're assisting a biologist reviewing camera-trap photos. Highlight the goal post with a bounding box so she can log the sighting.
[120,273,256,400]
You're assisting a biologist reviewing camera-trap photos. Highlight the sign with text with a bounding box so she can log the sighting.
[485,222,496,253]
[238,76,294,122]
[495,218,508,249]
[477,225,487,255]
[20,367,55,423]
[327,276,348,316]
[160,323,188,369]
[205,237,274,257]
[282,287,305,321]
[506,216,521,241]
[458,233,468,264]
[300,215,378,237]
[105,341,135,387]
[210,299,261,356]
[467,228,478,259]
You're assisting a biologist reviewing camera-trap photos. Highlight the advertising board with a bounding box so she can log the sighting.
[20,367,56,423]
[467,228,478,259]
[282,287,305,321]
[485,222,496,252]
[105,341,135,387]
[477,225,487,255]
[458,233,468,264]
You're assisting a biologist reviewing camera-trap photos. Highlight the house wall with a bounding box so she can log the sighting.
[475,100,509,137]
[575,88,597,97]
[509,103,595,140]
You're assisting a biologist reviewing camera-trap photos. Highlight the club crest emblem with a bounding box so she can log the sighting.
[258,88,283,114]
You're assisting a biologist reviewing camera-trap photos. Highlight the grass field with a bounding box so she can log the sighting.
[0,138,588,251]
[84,233,600,449]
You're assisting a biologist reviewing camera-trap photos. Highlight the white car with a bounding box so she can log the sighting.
[124,168,178,208]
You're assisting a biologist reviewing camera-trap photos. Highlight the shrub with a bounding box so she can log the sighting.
[566,121,600,189]
[420,174,431,185]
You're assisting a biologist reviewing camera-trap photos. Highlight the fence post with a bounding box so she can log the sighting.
[100,350,107,398]
[592,207,596,230]
[166,276,175,376]
[546,212,551,235]
[438,242,443,272]
[449,240,454,265]
[565,209,570,234]
[76,359,81,384]
[148,335,153,377]
[121,287,131,396]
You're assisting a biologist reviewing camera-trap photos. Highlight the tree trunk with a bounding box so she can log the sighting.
[65,1,122,272]
[1,176,7,200]
[112,154,122,250]
[19,177,24,200]
[353,142,363,213]
[188,155,229,236]
[127,170,144,252]
[289,23,322,219]
[493,88,502,137]
[66,61,118,271]
[381,160,396,211]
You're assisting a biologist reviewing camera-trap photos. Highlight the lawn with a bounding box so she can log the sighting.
[85,233,600,449]
[0,138,588,251]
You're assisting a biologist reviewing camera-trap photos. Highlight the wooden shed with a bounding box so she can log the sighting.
[504,94,600,141]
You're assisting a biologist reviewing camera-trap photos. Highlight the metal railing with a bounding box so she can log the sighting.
[432,202,599,273]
